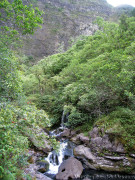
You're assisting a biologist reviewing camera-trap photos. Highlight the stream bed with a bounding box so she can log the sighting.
[43,129,135,180]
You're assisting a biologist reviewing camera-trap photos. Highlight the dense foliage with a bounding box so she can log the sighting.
[0,1,53,179]
[0,101,50,179]
[1,1,135,178]
[23,15,135,149]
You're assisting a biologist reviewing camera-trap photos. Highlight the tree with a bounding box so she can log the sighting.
[0,0,43,100]
[131,8,135,17]
[0,0,43,34]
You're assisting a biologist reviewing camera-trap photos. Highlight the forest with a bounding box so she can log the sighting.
[0,0,135,179]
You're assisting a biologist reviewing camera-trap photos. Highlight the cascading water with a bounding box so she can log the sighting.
[45,141,68,176]
[44,130,75,178]
[44,112,135,180]
[61,111,65,128]
[61,110,69,128]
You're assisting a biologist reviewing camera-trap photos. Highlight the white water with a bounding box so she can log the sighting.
[61,111,65,128]
[45,141,68,174]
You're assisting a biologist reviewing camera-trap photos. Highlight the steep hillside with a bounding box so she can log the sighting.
[22,0,114,61]
[23,16,135,153]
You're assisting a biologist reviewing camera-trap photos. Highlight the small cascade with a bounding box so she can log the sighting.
[61,111,65,128]
[45,141,68,175]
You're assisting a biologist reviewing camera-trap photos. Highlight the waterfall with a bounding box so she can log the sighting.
[61,111,65,128]
[45,141,68,175]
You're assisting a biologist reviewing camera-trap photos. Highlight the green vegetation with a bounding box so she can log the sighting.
[1,0,135,178]
[0,1,55,179]
[0,101,50,179]
[24,15,135,150]
[95,107,135,151]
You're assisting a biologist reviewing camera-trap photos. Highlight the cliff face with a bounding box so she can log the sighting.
[21,0,132,62]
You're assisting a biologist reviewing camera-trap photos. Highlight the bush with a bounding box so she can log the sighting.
[0,102,51,179]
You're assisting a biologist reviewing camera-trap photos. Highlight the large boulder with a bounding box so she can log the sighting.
[74,145,96,162]
[56,157,83,180]
[77,133,90,145]
[71,133,89,145]
[60,128,71,137]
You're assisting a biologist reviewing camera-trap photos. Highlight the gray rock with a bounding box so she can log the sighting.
[70,130,77,137]
[89,127,99,138]
[83,178,91,180]
[56,157,83,180]
[101,134,113,150]
[70,133,89,145]
[115,143,125,153]
[59,128,70,138]
[37,160,49,173]
[104,156,124,161]
[90,137,103,151]
[36,174,52,180]
[24,163,52,180]
[70,135,80,144]
[77,133,90,145]
[74,145,96,162]
[130,154,135,158]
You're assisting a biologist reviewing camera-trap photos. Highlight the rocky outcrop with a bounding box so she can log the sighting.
[56,157,83,180]
[89,127,125,153]
[24,150,52,180]
[24,163,52,180]
[71,126,135,174]
[74,145,96,162]
[23,126,52,153]
[21,0,133,62]
[58,128,71,138]
[71,132,89,145]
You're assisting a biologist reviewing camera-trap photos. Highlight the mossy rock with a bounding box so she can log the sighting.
[36,160,49,173]
[27,156,35,164]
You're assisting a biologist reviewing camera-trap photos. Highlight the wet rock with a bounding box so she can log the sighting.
[104,156,124,161]
[24,163,51,180]
[83,178,91,180]
[56,157,83,180]
[27,150,45,164]
[74,145,96,162]
[37,160,49,173]
[36,173,52,180]
[27,156,36,164]
[130,154,135,158]
[74,126,135,174]
[58,128,71,138]
[49,153,59,165]
[27,150,36,164]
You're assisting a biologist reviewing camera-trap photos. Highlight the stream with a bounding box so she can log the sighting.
[44,129,135,180]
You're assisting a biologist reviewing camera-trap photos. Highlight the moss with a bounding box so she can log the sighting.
[94,108,135,152]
